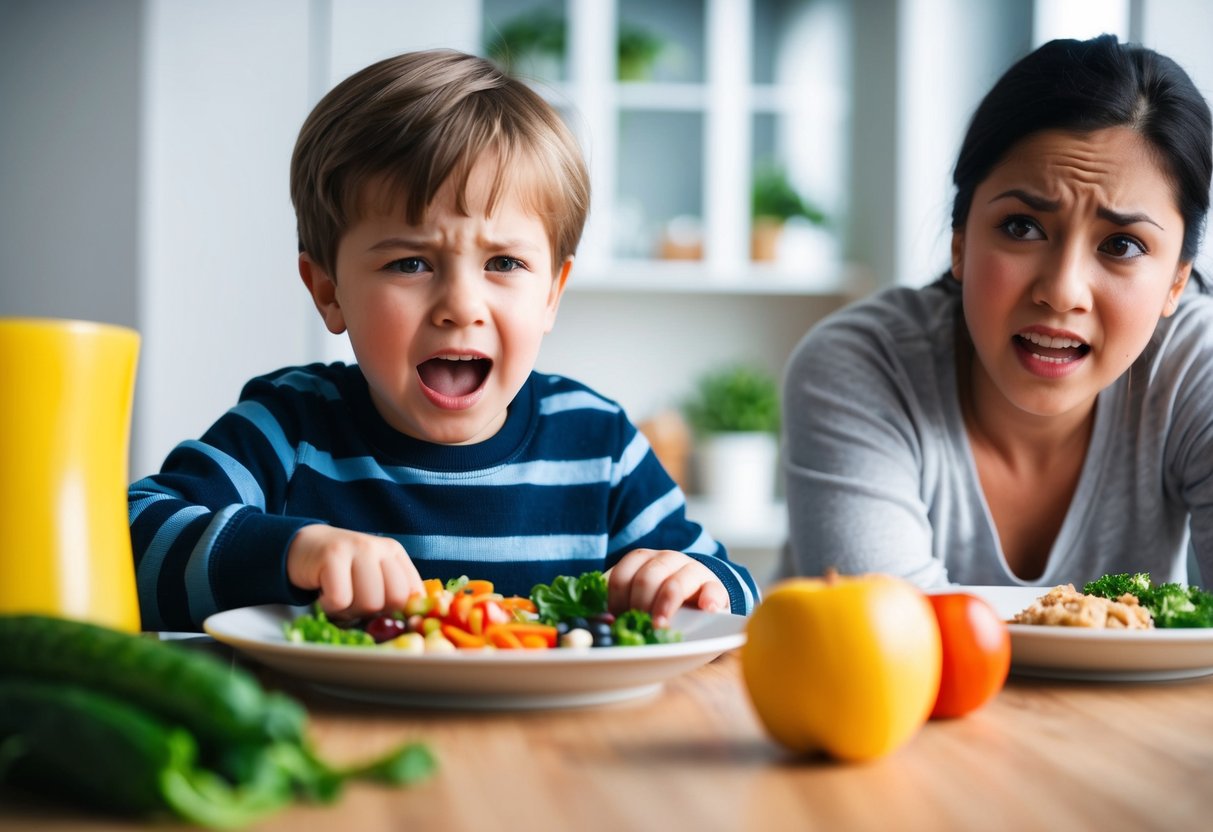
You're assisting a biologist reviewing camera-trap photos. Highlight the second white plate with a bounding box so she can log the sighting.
[949,585,1213,682]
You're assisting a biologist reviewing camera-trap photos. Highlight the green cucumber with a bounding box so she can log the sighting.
[0,614,306,747]
[0,680,292,828]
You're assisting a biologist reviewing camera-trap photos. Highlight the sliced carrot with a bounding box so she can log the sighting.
[487,622,558,649]
[520,634,550,649]
[498,597,537,614]
[441,624,487,649]
[423,578,444,597]
[487,628,524,649]
[468,606,485,636]
[460,579,495,596]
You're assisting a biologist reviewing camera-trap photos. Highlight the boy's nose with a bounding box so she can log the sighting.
[430,271,487,327]
[1031,242,1093,313]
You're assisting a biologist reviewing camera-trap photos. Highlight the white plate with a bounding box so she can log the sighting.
[204,605,746,709]
[945,586,1213,682]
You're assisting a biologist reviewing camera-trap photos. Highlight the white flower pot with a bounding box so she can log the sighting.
[697,432,779,523]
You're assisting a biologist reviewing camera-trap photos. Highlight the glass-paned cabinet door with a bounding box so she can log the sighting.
[617,0,705,84]
[615,110,706,260]
[614,0,707,261]
[482,0,569,84]
[750,0,850,270]
[480,0,853,291]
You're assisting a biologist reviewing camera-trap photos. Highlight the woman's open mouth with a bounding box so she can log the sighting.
[417,354,492,409]
[1012,331,1090,377]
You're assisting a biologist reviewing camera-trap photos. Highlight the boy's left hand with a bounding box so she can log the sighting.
[607,549,729,628]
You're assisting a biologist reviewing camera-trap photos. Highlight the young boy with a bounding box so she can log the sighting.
[129,49,759,632]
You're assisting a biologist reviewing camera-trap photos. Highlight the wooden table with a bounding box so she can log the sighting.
[3,649,1212,831]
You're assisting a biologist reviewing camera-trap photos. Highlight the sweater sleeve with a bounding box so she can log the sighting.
[1162,298,1213,582]
[605,420,760,614]
[782,304,949,588]
[128,374,323,631]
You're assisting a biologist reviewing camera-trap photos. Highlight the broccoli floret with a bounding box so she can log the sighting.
[1083,572,1151,599]
[1141,583,1213,628]
[1083,573,1213,628]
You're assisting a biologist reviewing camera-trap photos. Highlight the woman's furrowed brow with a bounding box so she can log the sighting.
[1095,206,1163,230]
[989,188,1163,229]
[989,188,1059,212]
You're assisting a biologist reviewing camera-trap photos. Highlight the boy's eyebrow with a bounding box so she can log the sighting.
[989,188,1163,229]
[477,236,545,251]
[367,236,432,251]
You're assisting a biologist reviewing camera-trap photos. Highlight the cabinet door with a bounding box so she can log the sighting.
[482,0,853,294]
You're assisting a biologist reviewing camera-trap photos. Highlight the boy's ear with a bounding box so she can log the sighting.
[299,253,347,334]
[543,257,573,333]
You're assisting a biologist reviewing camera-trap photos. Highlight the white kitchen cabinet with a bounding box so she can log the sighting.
[483,0,859,295]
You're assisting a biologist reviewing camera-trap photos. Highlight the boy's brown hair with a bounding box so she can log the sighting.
[290,49,591,276]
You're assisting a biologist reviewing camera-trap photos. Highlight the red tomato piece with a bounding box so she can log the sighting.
[478,599,511,628]
[928,593,1011,719]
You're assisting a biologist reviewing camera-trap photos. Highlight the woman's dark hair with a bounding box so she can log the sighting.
[951,34,1212,289]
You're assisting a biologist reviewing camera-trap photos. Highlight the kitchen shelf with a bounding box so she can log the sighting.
[570,259,869,296]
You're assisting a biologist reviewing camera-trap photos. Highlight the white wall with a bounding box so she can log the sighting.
[137,0,482,477]
[0,0,142,328]
[137,0,313,477]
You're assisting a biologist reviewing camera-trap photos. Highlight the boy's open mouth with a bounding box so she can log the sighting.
[417,355,492,398]
[1013,332,1091,365]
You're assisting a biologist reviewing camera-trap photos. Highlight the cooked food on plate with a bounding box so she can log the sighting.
[1011,584,1152,629]
[1013,573,1213,629]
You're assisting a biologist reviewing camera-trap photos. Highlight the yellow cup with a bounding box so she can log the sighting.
[0,317,141,632]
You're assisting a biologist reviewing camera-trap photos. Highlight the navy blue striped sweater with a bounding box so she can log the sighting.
[129,364,758,630]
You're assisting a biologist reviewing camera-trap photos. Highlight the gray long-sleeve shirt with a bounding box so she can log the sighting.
[781,277,1213,590]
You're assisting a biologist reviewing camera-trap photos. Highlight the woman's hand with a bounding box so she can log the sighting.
[286,524,423,620]
[607,549,729,627]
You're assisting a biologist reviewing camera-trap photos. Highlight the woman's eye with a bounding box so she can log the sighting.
[487,256,525,273]
[998,216,1043,240]
[386,257,428,274]
[1099,234,1147,259]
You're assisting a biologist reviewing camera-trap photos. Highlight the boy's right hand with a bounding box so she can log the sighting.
[286,524,423,620]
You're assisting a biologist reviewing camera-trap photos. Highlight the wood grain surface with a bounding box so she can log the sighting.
[3,650,1212,831]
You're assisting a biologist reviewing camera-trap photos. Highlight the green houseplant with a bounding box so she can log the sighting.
[684,365,780,436]
[486,10,665,82]
[684,366,781,516]
[750,165,826,261]
[485,9,566,80]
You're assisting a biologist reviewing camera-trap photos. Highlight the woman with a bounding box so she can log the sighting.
[782,35,1213,589]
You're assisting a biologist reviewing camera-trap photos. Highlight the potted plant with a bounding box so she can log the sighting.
[485,9,566,81]
[683,365,781,519]
[486,12,665,83]
[750,165,826,261]
[617,23,665,81]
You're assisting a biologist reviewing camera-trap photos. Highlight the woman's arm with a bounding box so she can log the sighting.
[782,308,949,588]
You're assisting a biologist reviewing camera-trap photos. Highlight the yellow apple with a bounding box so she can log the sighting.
[741,571,942,762]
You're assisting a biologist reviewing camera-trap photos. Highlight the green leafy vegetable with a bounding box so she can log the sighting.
[530,571,609,624]
[612,609,684,646]
[283,605,374,647]
[1083,572,1152,599]
[1082,572,1213,628]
